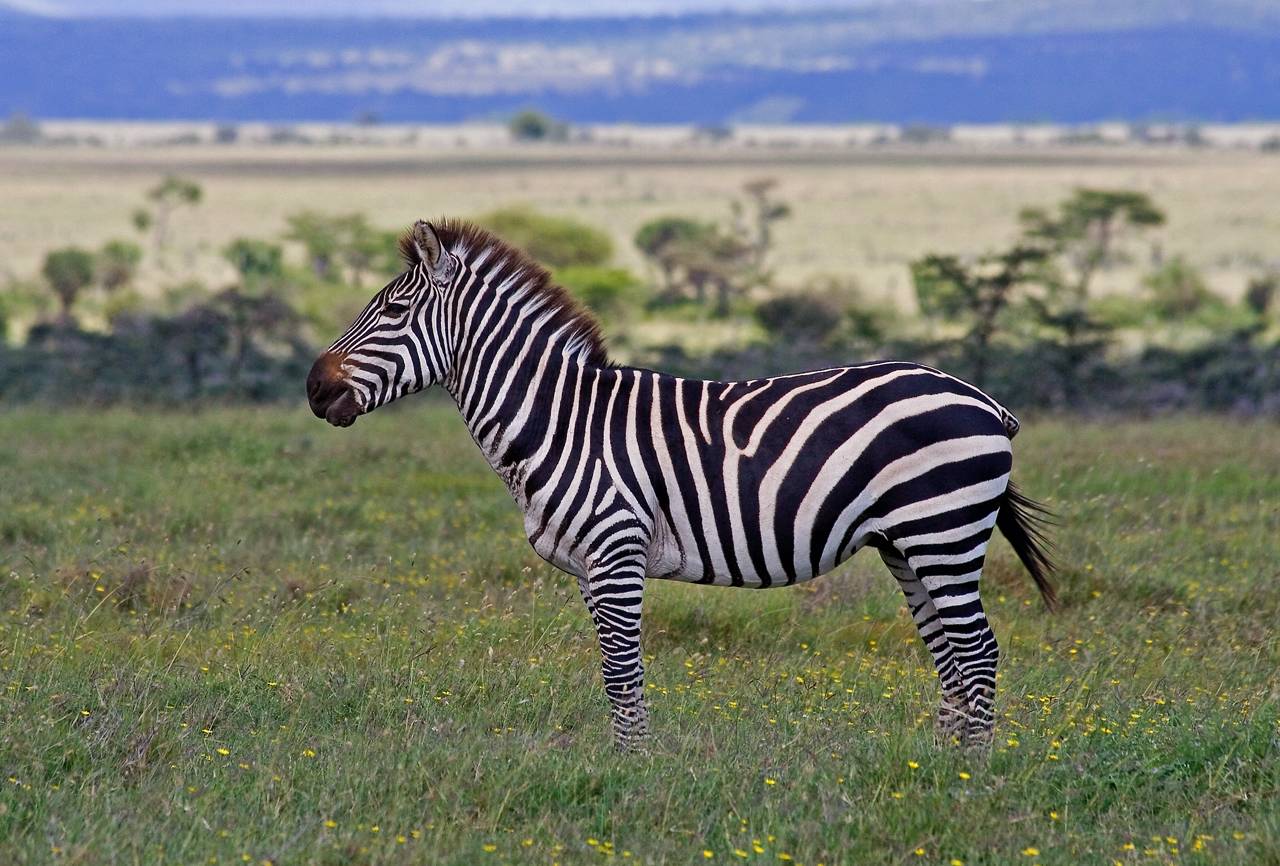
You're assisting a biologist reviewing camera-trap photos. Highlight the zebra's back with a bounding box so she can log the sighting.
[612,361,1016,588]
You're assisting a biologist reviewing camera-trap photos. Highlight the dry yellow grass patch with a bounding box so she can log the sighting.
[2,144,1277,309]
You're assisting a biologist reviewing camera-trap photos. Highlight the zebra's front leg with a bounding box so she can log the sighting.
[580,566,648,751]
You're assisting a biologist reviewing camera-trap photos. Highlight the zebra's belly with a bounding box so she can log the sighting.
[645,518,874,588]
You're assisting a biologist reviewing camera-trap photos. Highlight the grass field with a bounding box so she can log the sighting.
[1,406,1277,865]
[3,145,1278,309]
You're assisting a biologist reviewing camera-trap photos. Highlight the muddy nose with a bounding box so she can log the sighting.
[307,351,348,419]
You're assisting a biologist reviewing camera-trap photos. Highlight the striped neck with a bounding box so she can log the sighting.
[440,242,608,474]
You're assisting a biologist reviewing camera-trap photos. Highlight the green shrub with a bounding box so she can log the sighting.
[1090,294,1152,329]
[634,217,714,260]
[508,109,568,142]
[1244,273,1278,317]
[756,294,842,342]
[96,240,143,292]
[555,266,643,319]
[476,206,612,269]
[1144,257,1220,320]
[223,238,285,283]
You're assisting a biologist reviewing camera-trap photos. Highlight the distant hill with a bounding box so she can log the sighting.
[4,4,1280,123]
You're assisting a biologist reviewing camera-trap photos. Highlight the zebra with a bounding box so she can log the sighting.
[307,219,1057,752]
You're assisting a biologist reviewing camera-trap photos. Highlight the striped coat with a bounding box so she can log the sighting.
[308,219,1055,750]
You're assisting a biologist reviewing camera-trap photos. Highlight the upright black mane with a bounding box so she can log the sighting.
[399,218,609,368]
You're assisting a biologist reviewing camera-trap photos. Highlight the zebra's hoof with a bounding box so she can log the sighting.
[614,739,650,755]
[961,725,995,755]
[613,727,651,754]
[935,702,968,747]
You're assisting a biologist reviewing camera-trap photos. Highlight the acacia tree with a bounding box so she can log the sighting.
[911,245,1047,387]
[1018,188,1165,404]
[734,177,791,270]
[1020,188,1165,299]
[633,217,715,298]
[141,175,203,263]
[42,247,95,324]
[664,230,753,316]
[633,216,756,313]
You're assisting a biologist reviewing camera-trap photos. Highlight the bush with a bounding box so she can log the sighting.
[633,217,713,262]
[1090,294,1152,329]
[1144,257,1219,320]
[1244,274,1278,317]
[555,266,642,320]
[2,290,312,404]
[508,110,568,142]
[477,207,612,269]
[0,112,42,144]
[756,294,843,342]
[96,240,143,292]
[223,238,284,283]
[900,124,952,144]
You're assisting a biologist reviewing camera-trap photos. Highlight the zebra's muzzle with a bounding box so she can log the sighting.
[307,352,361,427]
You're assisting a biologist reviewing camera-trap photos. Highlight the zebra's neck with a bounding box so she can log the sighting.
[441,255,609,491]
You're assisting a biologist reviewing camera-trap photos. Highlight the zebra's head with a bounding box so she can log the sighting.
[307,220,458,427]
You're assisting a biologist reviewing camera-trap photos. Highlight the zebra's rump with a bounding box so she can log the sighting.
[634,361,1016,588]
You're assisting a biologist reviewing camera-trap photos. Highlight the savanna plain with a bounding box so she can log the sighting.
[1,409,1277,865]
[3,144,1279,303]
[1,145,1278,865]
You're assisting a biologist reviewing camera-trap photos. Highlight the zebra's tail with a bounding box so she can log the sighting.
[996,481,1059,611]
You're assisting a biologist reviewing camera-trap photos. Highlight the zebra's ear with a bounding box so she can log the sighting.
[402,220,445,271]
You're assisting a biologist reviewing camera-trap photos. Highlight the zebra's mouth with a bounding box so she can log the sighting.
[322,390,361,428]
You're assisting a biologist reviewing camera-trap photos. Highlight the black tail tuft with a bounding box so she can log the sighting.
[996,481,1059,611]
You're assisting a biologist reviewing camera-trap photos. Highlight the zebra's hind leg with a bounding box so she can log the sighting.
[579,566,649,751]
[878,549,970,745]
[898,517,1003,750]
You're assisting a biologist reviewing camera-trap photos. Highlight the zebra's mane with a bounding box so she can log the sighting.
[400,218,609,367]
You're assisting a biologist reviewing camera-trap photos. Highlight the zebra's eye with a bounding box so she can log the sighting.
[383,301,410,317]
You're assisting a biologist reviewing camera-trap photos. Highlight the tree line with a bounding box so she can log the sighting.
[2,175,1278,414]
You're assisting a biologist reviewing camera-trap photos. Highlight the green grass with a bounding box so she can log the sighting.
[1,406,1277,865]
